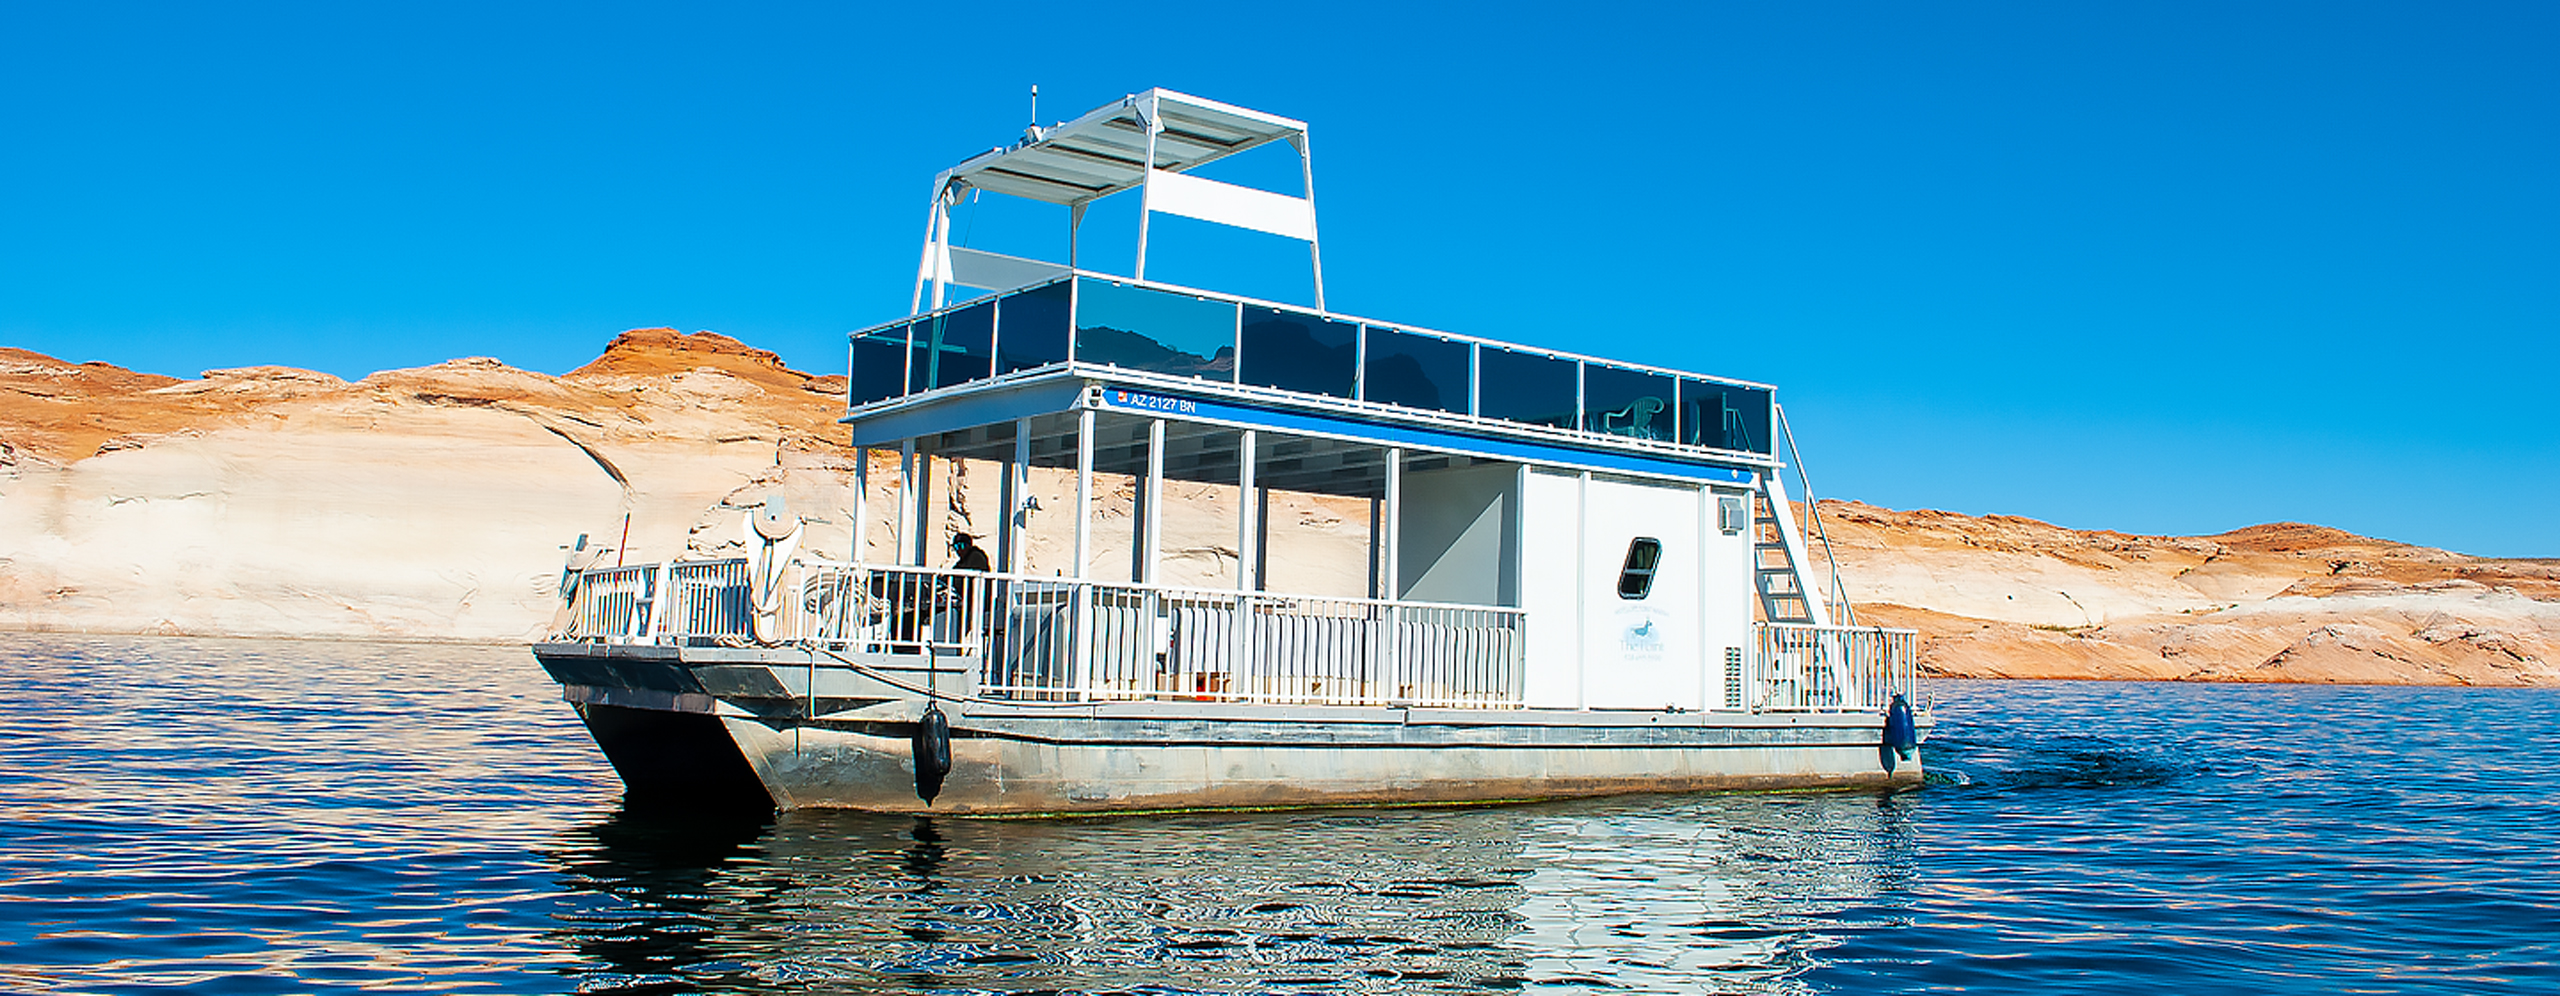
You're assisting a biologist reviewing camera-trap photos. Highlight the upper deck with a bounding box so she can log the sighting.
[843,89,1778,479]
[844,271,1777,470]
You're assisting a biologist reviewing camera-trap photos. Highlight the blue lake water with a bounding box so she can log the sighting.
[0,633,2553,993]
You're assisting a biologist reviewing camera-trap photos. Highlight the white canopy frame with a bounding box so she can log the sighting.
[912,89,1325,314]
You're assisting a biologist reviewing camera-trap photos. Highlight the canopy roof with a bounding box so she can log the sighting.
[943,89,1307,206]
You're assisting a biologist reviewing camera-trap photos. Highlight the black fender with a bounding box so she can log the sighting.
[912,704,952,803]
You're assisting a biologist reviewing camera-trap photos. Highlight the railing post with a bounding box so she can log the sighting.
[852,447,869,563]
[1071,581,1093,701]
[1229,592,1248,702]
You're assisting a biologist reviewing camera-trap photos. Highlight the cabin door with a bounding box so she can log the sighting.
[1580,478,1703,710]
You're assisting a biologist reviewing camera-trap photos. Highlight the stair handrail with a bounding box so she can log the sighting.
[1774,404,1857,627]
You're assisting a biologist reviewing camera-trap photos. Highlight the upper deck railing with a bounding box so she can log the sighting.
[848,273,1776,459]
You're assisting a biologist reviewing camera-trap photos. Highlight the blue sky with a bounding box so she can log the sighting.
[5,2,2553,556]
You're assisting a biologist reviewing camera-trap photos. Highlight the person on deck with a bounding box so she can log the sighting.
[942,533,1002,663]
[948,533,992,572]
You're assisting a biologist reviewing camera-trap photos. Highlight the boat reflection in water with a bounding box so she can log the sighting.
[546,791,1917,992]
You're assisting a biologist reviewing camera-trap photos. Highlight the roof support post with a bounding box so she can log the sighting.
[1134,94,1162,281]
[1236,430,1257,592]
[1143,418,1165,585]
[1068,202,1086,272]
[912,451,935,567]
[852,446,870,563]
[1295,132,1325,312]
[896,440,917,567]
[1382,446,1405,700]
[1070,408,1095,701]
[1072,409,1093,580]
[1002,417,1031,572]
[909,178,947,316]
[928,188,954,312]
[1382,447,1403,600]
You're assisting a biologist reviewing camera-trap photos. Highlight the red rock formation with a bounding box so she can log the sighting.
[6,334,2553,685]
[1817,501,2557,686]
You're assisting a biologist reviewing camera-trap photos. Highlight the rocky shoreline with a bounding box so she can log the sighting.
[5,332,2551,686]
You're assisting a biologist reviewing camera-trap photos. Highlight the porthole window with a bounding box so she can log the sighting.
[1617,537,1662,600]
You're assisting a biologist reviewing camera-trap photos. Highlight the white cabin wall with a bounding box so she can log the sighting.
[1579,476,1705,710]
[1701,484,1758,709]
[1398,462,1520,607]
[1518,468,1585,708]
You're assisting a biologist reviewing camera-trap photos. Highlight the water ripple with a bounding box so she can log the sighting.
[1,639,2555,993]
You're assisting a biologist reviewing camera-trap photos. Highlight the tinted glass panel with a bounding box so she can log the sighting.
[849,323,911,405]
[996,280,1071,374]
[1238,306,1358,398]
[1477,347,1579,429]
[1617,537,1661,600]
[909,300,994,390]
[1361,327,1469,414]
[1679,379,1774,455]
[1073,278,1236,379]
[1583,364,1675,441]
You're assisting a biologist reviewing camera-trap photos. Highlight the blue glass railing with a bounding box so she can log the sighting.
[848,274,1773,457]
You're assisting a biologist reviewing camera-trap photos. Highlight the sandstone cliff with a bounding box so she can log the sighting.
[1821,502,2558,686]
[2,333,857,640]
[0,333,1367,641]
[5,334,2553,686]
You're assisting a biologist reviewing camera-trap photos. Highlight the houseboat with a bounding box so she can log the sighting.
[534,90,1925,814]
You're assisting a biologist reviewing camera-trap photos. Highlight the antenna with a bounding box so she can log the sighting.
[1021,84,1046,145]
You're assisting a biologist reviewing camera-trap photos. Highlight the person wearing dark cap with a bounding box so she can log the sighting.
[948,532,991,572]
[942,532,999,656]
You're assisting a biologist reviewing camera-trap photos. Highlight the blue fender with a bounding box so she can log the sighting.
[1883,694,1919,761]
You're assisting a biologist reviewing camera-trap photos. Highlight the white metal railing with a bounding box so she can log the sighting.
[565,564,659,642]
[560,562,1910,714]
[1748,623,1917,713]
[558,560,1528,710]
[665,560,751,638]
[1030,579,1525,708]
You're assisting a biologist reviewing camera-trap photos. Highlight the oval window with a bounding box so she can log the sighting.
[1617,537,1662,600]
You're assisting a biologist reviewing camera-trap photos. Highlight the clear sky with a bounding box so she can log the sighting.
[5,2,2553,556]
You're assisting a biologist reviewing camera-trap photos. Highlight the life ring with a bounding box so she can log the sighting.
[912,704,952,803]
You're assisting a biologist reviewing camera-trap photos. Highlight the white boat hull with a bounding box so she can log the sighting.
[540,642,1923,815]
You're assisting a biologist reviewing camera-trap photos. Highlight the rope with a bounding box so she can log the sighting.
[810,646,1097,711]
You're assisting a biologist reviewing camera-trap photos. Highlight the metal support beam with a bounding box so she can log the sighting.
[1383,447,1403,599]
[1073,408,1094,579]
[1004,417,1031,572]
[896,440,917,567]
[913,452,935,567]
[852,446,870,562]
[1143,418,1165,584]
[909,180,945,316]
[928,188,953,312]
[1068,202,1086,272]
[1296,132,1325,312]
[1134,95,1161,281]
[1236,430,1257,592]
[1070,408,1096,700]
